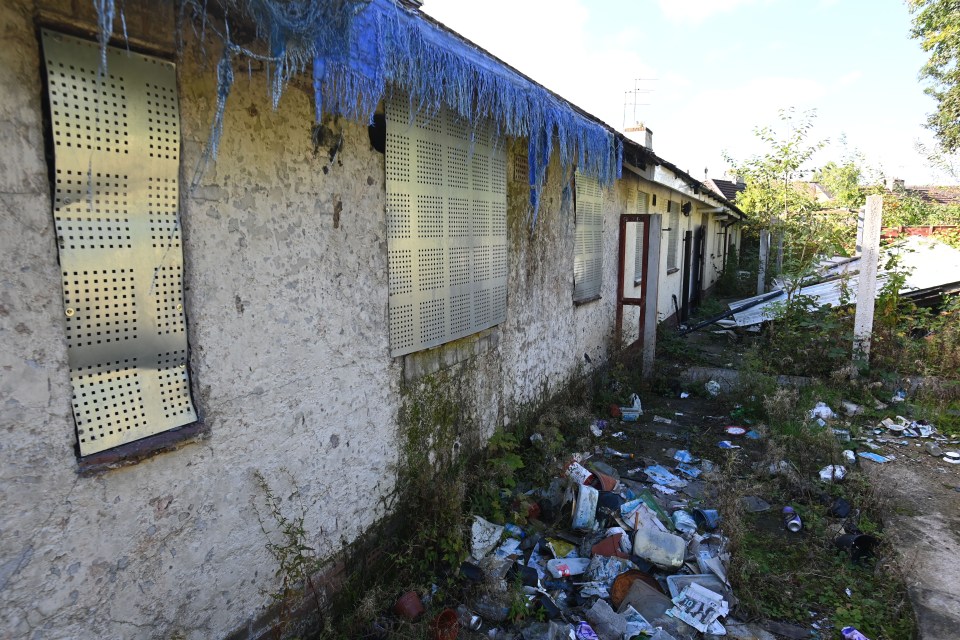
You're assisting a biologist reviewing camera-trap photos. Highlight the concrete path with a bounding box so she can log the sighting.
[863,457,960,640]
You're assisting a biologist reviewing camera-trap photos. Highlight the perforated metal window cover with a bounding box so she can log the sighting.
[385,99,507,357]
[42,30,197,457]
[667,205,681,270]
[574,173,603,302]
[634,191,649,284]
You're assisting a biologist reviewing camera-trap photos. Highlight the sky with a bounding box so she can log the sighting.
[422,0,956,186]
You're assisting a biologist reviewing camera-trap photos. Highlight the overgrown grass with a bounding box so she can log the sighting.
[719,379,916,640]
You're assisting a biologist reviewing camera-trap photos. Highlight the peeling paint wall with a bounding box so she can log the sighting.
[0,2,638,639]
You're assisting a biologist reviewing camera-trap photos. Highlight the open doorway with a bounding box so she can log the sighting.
[616,215,650,348]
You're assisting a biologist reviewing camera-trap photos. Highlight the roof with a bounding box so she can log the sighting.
[900,185,960,206]
[641,158,747,220]
[705,178,745,202]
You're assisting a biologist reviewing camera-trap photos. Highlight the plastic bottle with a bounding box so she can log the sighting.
[783,506,802,532]
[604,447,635,459]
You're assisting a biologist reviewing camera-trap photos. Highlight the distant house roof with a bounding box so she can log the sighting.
[705,178,745,202]
[900,185,960,206]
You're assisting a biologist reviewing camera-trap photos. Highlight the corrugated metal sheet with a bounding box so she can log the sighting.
[727,236,960,327]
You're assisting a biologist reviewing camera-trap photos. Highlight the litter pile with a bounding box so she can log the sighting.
[382,393,841,640]
[810,399,960,467]
[455,440,738,640]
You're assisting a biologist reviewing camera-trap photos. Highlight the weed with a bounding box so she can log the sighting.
[253,470,325,639]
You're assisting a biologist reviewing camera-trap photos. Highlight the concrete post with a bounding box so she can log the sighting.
[642,214,662,378]
[757,229,770,295]
[853,195,883,365]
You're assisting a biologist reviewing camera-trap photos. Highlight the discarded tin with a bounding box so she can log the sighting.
[455,605,482,631]
[571,484,599,530]
[694,508,721,531]
[782,506,802,532]
[724,426,746,436]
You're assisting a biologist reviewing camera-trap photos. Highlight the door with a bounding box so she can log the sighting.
[691,224,706,310]
[616,215,650,348]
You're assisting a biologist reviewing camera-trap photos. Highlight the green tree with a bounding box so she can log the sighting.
[815,160,865,208]
[726,108,823,229]
[725,109,840,297]
[910,0,960,152]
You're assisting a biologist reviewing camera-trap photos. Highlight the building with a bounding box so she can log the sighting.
[0,1,742,637]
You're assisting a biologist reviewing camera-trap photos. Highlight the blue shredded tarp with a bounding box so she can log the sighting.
[95,0,623,218]
[311,0,621,221]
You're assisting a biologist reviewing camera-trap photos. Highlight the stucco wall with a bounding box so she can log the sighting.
[0,3,637,639]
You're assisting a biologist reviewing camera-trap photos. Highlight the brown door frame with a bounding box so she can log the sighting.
[616,214,651,347]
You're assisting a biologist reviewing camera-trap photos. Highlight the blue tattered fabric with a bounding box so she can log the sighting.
[94,0,623,223]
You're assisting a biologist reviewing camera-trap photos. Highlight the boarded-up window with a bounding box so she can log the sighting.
[574,173,603,301]
[667,201,680,271]
[41,30,196,456]
[384,99,507,357]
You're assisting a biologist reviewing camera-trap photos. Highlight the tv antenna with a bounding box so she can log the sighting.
[622,77,656,129]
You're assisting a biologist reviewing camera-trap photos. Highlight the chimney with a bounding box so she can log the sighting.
[624,122,653,151]
[885,176,905,191]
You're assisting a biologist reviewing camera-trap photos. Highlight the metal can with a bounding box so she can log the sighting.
[783,506,802,532]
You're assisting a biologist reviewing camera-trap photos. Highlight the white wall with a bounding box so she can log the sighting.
[0,3,642,638]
